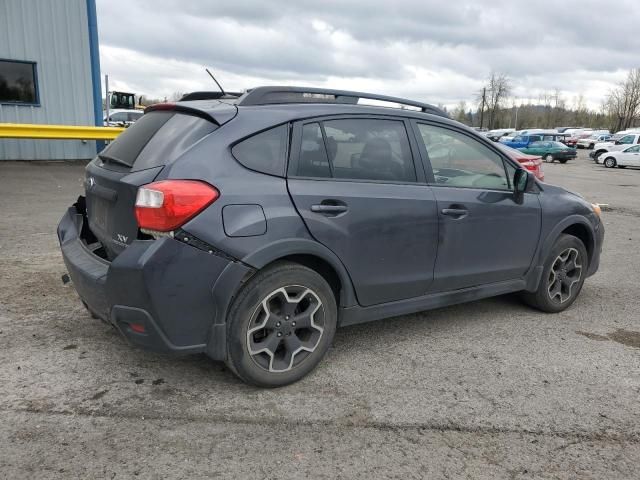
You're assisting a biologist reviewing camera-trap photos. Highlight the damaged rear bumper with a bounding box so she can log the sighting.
[57,200,252,358]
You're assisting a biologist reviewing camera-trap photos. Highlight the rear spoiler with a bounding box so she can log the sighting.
[144,101,237,126]
[180,91,242,101]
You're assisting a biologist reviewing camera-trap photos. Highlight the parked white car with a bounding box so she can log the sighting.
[103,109,143,127]
[486,128,515,141]
[597,145,640,168]
[591,133,640,160]
[576,134,613,149]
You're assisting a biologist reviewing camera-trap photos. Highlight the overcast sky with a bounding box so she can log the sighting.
[96,0,638,110]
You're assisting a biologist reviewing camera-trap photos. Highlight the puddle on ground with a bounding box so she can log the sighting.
[575,331,609,341]
[576,329,640,348]
[607,329,640,349]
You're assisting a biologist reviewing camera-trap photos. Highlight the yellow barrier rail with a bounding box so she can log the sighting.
[0,123,125,140]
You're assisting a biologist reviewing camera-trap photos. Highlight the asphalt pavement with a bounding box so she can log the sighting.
[0,150,639,479]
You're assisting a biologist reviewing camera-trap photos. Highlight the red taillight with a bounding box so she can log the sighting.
[135,180,219,232]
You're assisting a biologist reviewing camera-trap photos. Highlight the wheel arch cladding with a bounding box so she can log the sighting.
[561,223,594,266]
[277,254,342,305]
[540,216,594,270]
[241,239,358,308]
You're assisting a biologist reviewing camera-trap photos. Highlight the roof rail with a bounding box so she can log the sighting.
[237,86,448,117]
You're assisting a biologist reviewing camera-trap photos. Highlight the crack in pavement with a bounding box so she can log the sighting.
[3,405,639,444]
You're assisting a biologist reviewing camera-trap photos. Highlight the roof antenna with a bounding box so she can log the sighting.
[205,68,225,96]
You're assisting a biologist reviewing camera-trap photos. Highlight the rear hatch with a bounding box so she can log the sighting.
[85,107,222,260]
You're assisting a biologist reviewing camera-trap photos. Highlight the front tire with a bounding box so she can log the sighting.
[521,234,587,313]
[603,157,617,168]
[544,154,554,163]
[225,261,337,387]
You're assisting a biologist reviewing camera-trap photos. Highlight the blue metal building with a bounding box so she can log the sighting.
[0,0,102,160]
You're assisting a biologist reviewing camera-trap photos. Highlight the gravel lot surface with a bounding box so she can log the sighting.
[1,150,639,479]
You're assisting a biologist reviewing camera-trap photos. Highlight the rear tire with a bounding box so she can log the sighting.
[225,261,337,387]
[603,157,617,168]
[589,143,595,149]
[594,150,606,162]
[521,234,588,313]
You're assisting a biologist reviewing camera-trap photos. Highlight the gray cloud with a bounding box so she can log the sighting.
[96,0,638,107]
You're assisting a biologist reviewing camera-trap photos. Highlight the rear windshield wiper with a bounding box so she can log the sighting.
[98,154,132,168]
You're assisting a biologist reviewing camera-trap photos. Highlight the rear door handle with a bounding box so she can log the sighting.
[441,208,468,218]
[311,204,348,214]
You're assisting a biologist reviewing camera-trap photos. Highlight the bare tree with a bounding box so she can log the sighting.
[453,100,468,124]
[606,69,640,131]
[478,72,511,129]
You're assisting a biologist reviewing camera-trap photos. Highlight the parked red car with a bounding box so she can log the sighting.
[565,133,591,148]
[496,143,544,181]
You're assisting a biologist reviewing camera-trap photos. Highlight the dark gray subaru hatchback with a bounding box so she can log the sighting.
[58,86,604,387]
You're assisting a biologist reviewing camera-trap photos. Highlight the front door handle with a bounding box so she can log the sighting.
[311,204,348,214]
[441,208,468,218]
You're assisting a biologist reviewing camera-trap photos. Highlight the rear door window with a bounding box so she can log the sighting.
[297,123,331,178]
[295,118,417,183]
[323,119,416,182]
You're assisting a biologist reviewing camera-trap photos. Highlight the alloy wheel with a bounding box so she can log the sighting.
[246,286,325,372]
[547,248,582,304]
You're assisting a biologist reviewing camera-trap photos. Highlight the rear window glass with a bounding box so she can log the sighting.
[100,111,174,167]
[100,111,216,170]
[133,114,216,171]
[232,125,289,176]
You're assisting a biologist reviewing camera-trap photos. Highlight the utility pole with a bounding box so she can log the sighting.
[104,74,109,126]
[479,87,486,129]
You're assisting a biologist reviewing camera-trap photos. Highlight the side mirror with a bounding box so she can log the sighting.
[513,168,531,196]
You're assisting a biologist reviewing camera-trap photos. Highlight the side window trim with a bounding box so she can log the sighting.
[287,114,426,184]
[318,122,336,178]
[412,119,516,191]
[409,119,435,183]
